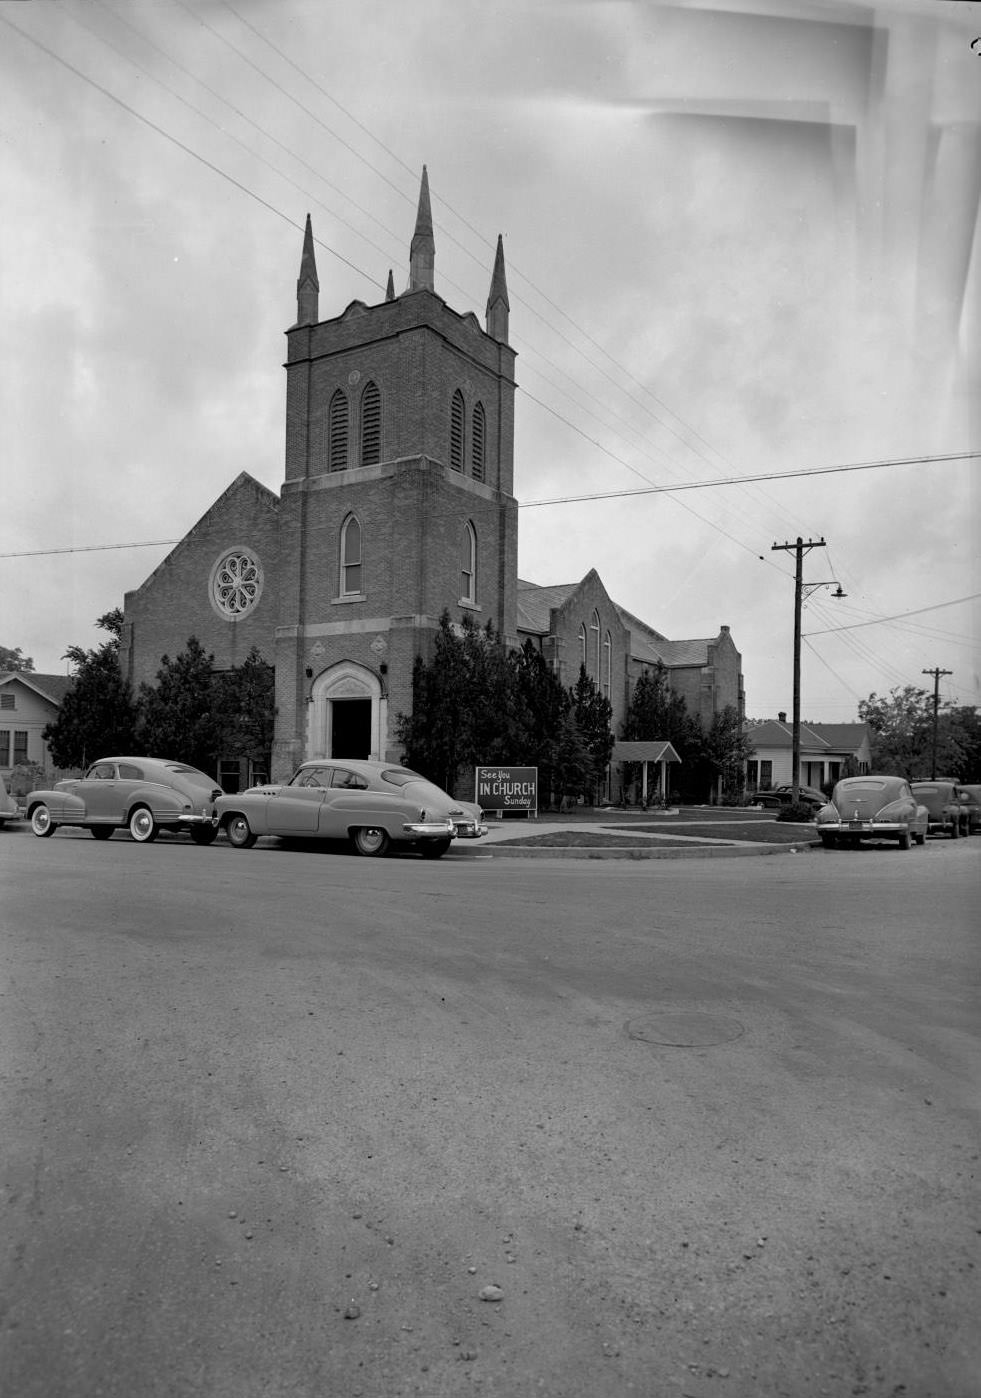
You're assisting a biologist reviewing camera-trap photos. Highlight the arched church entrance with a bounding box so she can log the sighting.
[307,662,386,762]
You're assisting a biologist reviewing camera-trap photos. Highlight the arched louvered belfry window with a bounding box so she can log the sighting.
[461,521,477,603]
[360,380,381,466]
[340,514,363,596]
[578,624,587,671]
[603,631,612,699]
[472,402,486,482]
[450,389,465,471]
[328,390,348,472]
[590,610,601,679]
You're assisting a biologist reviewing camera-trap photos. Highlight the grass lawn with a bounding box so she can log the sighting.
[494,821,818,849]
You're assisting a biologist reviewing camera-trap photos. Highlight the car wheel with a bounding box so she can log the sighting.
[914,830,926,846]
[189,825,219,846]
[90,826,114,841]
[351,826,390,857]
[419,837,452,859]
[950,821,959,839]
[898,828,911,850]
[226,814,258,849]
[30,804,57,838]
[819,834,835,850]
[129,806,158,843]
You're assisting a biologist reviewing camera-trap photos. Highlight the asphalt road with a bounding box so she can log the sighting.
[1,828,978,1398]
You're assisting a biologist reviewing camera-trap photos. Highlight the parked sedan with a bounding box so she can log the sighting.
[0,773,19,827]
[751,784,827,813]
[215,759,487,858]
[26,758,223,843]
[960,785,981,834]
[911,781,968,838]
[815,775,928,850]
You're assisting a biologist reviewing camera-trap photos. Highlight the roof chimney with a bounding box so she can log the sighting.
[778,711,787,723]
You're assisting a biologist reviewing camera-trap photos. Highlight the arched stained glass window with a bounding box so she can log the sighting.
[461,522,477,603]
[328,390,348,472]
[360,381,381,466]
[603,631,612,698]
[340,514,362,595]
[472,402,486,482]
[590,610,601,679]
[578,624,587,671]
[450,390,465,471]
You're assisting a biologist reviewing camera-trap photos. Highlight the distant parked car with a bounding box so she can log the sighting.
[815,775,928,850]
[910,781,969,839]
[751,784,826,814]
[215,759,487,858]
[959,784,981,834]
[26,758,223,843]
[0,773,19,827]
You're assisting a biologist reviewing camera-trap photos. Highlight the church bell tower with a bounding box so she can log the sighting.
[273,169,518,777]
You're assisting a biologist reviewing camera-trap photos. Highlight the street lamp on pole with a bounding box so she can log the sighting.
[771,537,845,805]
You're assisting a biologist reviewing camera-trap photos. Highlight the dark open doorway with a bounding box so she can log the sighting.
[331,698,371,759]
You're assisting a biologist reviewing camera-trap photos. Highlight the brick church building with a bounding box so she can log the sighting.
[120,170,742,789]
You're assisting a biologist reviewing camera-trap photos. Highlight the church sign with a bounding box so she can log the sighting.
[476,766,538,814]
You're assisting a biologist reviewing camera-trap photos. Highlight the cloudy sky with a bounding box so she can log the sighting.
[2,0,978,719]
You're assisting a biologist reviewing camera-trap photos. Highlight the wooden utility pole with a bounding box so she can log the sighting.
[771,537,828,806]
[921,667,952,779]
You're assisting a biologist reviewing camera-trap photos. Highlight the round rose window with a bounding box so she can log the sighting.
[210,549,263,618]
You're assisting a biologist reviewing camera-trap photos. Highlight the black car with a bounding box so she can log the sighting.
[751,784,827,814]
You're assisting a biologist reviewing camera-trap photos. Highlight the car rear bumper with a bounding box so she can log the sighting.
[819,820,904,836]
[402,819,456,838]
[452,821,489,838]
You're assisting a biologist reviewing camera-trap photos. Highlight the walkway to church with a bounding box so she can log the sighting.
[464,808,819,860]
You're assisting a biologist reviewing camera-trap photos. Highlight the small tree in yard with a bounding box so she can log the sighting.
[137,637,221,775]
[212,648,276,773]
[43,609,138,769]
[704,704,753,805]
[570,667,614,804]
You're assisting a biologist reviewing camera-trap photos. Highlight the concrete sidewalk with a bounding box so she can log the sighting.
[463,813,819,860]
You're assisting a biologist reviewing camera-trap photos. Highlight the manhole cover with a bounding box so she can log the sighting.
[626,1011,745,1047]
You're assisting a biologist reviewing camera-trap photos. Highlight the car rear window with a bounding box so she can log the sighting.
[380,768,424,787]
[166,766,217,790]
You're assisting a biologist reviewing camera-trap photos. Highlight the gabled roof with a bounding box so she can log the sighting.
[0,671,74,705]
[746,719,871,754]
[611,740,681,765]
[516,579,578,633]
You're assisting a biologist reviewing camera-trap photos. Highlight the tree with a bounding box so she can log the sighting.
[857,686,974,779]
[0,645,35,673]
[42,613,138,769]
[703,704,753,804]
[212,647,276,771]
[570,666,614,802]
[137,637,222,774]
[511,640,571,807]
[620,663,704,802]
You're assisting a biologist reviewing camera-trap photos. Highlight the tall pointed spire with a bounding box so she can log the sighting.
[385,269,395,302]
[409,165,435,293]
[485,234,509,343]
[296,214,319,326]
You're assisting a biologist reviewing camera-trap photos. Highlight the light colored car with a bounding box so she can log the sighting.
[26,757,223,844]
[910,781,969,838]
[815,775,928,850]
[215,759,487,858]
[0,772,19,827]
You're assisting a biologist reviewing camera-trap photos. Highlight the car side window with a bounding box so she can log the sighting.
[298,770,327,788]
[88,762,116,780]
[118,763,143,780]
[330,769,369,790]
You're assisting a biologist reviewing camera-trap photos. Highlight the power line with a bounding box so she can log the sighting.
[803,593,981,636]
[520,451,978,508]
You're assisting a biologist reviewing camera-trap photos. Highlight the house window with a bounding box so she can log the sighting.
[828,762,841,785]
[13,731,28,765]
[760,760,772,787]
[578,624,587,671]
[328,390,348,471]
[340,515,363,595]
[590,610,601,680]
[450,390,465,471]
[461,522,476,603]
[746,760,758,790]
[360,380,381,466]
[603,631,612,699]
[472,402,485,482]
[0,730,9,764]
[0,694,13,710]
